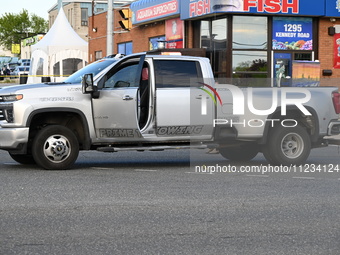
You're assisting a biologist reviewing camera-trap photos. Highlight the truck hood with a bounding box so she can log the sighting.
[0,82,75,94]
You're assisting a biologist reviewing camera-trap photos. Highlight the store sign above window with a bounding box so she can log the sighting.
[244,0,299,13]
[325,0,340,17]
[272,17,313,51]
[131,0,180,24]
[180,0,328,20]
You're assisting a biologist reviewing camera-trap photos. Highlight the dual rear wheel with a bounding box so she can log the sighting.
[219,125,311,166]
[262,125,311,166]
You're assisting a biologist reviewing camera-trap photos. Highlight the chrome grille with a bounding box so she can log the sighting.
[0,109,4,120]
[0,104,14,122]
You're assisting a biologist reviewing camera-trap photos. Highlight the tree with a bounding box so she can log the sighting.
[0,9,48,51]
[234,59,267,73]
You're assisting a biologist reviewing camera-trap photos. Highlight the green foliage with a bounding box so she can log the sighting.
[0,9,48,51]
[234,59,267,72]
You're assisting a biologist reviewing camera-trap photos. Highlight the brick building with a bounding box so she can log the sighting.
[88,0,340,88]
[318,17,340,88]
[88,9,165,62]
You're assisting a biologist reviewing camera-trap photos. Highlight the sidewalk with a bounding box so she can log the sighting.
[0,76,21,87]
[0,82,19,88]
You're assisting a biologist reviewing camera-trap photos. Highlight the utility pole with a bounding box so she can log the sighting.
[107,0,113,56]
[58,0,62,11]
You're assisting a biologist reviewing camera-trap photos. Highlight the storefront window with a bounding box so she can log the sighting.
[200,18,227,79]
[232,51,268,86]
[118,42,133,55]
[233,16,267,50]
[212,19,227,49]
[200,19,227,49]
[149,36,166,50]
[294,53,313,61]
[232,16,268,86]
[200,21,210,48]
[233,51,268,74]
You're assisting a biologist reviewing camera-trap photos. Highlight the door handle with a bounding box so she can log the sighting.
[122,95,133,101]
[196,95,209,99]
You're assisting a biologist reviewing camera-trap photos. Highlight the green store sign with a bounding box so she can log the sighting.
[22,35,44,47]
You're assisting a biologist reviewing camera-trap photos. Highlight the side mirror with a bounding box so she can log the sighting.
[82,73,96,94]
[115,80,130,88]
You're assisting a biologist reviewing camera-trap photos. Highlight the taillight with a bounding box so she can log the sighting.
[332,91,340,114]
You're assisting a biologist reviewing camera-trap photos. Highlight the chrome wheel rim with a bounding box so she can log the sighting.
[281,132,304,159]
[43,134,71,163]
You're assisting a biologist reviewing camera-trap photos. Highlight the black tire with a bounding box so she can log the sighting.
[262,125,311,166]
[219,143,259,162]
[9,153,36,165]
[32,125,79,170]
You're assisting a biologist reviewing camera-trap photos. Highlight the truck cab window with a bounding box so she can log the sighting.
[101,63,139,89]
[154,60,202,88]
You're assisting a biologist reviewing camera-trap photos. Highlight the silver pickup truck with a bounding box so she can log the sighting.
[0,53,339,169]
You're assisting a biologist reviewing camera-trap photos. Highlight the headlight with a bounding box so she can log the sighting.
[0,94,23,102]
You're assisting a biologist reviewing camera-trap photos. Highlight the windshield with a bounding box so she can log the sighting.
[64,59,117,84]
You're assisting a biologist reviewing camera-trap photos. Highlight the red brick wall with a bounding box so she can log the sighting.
[114,21,165,53]
[88,12,107,62]
[88,10,165,63]
[318,18,340,89]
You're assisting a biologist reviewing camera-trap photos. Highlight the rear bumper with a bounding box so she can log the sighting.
[0,127,29,149]
[328,120,340,136]
[326,137,340,145]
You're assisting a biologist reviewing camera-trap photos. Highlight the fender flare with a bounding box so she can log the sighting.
[26,107,92,150]
[258,105,319,145]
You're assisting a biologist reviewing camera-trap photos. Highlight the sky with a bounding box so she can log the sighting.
[0,0,57,20]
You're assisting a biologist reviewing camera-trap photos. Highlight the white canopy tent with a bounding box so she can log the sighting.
[28,7,88,84]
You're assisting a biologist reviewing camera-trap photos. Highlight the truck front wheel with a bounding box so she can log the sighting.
[262,125,311,166]
[32,125,79,170]
[219,143,259,162]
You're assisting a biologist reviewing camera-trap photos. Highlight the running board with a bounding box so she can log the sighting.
[97,144,210,152]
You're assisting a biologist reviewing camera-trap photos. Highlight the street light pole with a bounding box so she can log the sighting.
[107,0,113,56]
[58,0,62,11]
